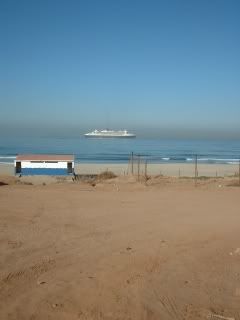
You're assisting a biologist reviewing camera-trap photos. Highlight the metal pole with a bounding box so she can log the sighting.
[239,158,240,186]
[145,160,148,178]
[195,154,198,186]
[131,152,134,175]
[137,155,140,181]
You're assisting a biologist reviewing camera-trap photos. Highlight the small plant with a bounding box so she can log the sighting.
[198,176,212,180]
[144,175,151,181]
[22,181,33,185]
[98,170,116,180]
[179,176,193,179]
[229,172,239,177]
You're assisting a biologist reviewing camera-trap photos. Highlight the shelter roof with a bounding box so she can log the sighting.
[16,154,74,161]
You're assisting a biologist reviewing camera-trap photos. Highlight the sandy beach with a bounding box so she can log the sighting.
[74,163,239,177]
[0,162,239,177]
[2,0,240,318]
[0,173,240,319]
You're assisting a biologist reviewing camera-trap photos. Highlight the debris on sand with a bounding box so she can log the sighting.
[229,248,240,256]
[0,181,8,186]
[210,314,235,320]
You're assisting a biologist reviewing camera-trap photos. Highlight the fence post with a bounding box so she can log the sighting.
[239,158,240,186]
[145,160,148,179]
[195,154,198,187]
[137,155,140,181]
[131,152,134,175]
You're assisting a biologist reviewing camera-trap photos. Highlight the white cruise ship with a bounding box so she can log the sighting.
[84,129,136,138]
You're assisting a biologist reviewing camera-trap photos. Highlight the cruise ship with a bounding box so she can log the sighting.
[84,129,136,138]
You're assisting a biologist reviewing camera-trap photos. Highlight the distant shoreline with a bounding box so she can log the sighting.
[0,162,239,177]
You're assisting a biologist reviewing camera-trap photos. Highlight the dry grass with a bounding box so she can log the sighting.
[230,171,240,177]
[97,170,117,180]
[16,180,33,185]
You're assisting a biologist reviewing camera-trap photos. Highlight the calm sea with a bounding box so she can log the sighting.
[0,137,240,164]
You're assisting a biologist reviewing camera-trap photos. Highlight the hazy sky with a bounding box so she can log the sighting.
[1,0,240,138]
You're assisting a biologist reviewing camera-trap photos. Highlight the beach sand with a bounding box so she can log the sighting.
[0,174,240,319]
[0,162,239,177]
[0,163,14,176]
[75,162,239,177]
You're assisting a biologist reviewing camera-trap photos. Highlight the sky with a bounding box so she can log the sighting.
[0,0,240,138]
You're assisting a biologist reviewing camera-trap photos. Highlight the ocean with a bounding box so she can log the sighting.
[0,137,240,165]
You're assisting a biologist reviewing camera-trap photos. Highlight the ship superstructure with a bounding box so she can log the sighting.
[84,129,136,138]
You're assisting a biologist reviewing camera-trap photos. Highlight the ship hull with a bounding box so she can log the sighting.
[84,129,136,138]
[84,135,136,138]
